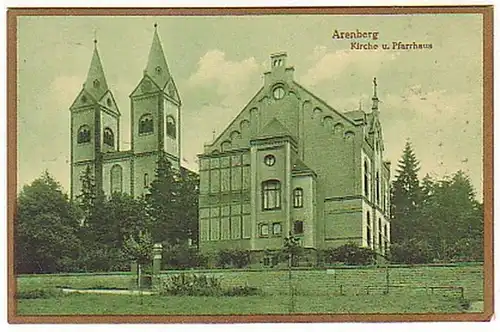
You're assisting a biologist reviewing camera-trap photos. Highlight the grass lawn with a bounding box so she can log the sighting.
[17,293,467,315]
[15,264,483,315]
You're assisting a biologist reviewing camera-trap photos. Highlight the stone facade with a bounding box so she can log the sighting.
[198,52,391,260]
[69,27,181,200]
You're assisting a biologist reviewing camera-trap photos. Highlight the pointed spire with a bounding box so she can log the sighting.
[83,39,109,100]
[371,77,379,111]
[145,23,171,89]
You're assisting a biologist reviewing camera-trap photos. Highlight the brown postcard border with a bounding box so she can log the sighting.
[6,5,494,324]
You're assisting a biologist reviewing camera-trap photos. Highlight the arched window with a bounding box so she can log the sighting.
[364,160,370,198]
[77,125,91,144]
[103,127,114,147]
[139,114,154,134]
[166,116,176,139]
[293,188,303,208]
[378,218,382,249]
[366,211,371,247]
[262,180,281,210]
[110,165,123,193]
[144,173,149,188]
[294,221,304,234]
[376,172,380,204]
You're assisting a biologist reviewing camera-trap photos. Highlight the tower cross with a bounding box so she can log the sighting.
[371,77,379,111]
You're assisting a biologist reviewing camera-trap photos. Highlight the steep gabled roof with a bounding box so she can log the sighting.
[254,117,297,142]
[293,81,357,126]
[144,27,171,90]
[83,42,109,100]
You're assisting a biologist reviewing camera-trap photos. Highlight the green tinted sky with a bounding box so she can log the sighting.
[17,14,484,198]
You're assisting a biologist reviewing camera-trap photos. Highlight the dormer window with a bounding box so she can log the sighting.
[93,79,100,88]
[155,66,162,74]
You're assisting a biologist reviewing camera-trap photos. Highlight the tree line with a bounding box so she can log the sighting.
[389,141,484,264]
[15,142,484,274]
[15,154,201,274]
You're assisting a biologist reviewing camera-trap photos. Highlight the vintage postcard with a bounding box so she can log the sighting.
[7,6,493,323]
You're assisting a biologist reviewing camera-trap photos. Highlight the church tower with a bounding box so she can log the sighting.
[130,24,181,196]
[69,39,121,199]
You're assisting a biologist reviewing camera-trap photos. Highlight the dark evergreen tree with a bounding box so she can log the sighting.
[75,165,106,228]
[390,141,422,243]
[145,154,178,244]
[146,154,200,247]
[176,168,200,246]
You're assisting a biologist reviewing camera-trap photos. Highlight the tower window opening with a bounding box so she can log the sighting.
[139,114,154,134]
[77,125,91,144]
[166,116,176,139]
[103,127,114,147]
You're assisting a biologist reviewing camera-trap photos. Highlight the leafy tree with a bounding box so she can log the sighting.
[99,192,149,249]
[390,141,422,243]
[122,230,154,267]
[122,230,154,291]
[283,233,303,267]
[15,171,82,273]
[419,171,483,261]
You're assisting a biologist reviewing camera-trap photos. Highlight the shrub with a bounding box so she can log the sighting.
[163,244,209,269]
[389,239,433,264]
[16,288,61,299]
[223,285,260,297]
[160,273,223,296]
[216,249,251,269]
[324,243,376,265]
[159,273,261,297]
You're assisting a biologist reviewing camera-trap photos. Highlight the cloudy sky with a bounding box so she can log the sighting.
[17,13,484,199]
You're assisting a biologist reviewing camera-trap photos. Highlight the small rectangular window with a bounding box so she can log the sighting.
[259,224,269,237]
[294,221,304,234]
[272,222,282,235]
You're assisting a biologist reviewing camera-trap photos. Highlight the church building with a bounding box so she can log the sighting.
[69,26,181,200]
[197,52,391,261]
